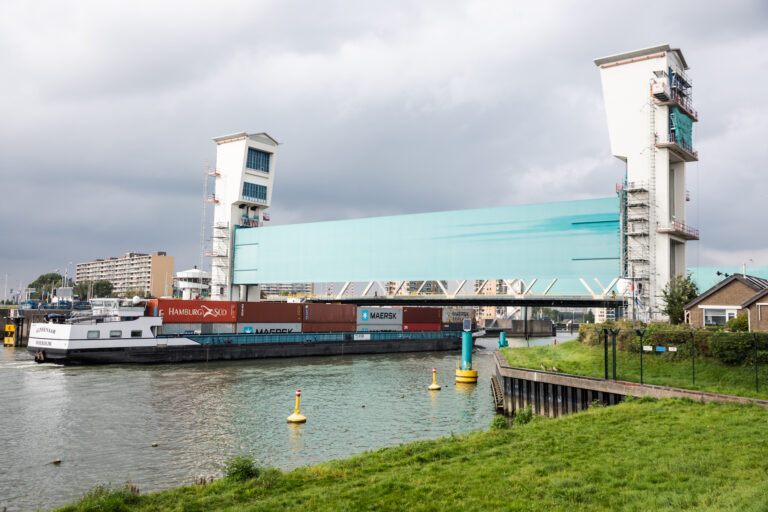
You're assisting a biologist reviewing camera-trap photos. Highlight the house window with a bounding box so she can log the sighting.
[242,182,267,202]
[246,148,270,173]
[87,330,100,339]
[703,309,738,326]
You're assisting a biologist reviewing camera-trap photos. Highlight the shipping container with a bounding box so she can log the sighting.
[403,307,442,324]
[356,324,402,332]
[442,307,475,324]
[237,323,302,334]
[237,302,302,323]
[402,323,442,332]
[302,322,356,333]
[147,299,237,323]
[201,323,236,334]
[302,304,356,323]
[356,306,402,325]
[442,322,472,332]
[158,323,202,335]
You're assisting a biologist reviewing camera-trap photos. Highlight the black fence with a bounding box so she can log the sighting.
[592,328,768,395]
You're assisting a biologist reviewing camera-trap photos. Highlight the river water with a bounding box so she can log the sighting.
[0,335,563,511]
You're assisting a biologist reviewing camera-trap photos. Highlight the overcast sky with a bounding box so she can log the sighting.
[1,1,767,296]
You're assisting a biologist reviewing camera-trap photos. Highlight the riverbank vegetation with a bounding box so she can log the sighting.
[57,398,768,511]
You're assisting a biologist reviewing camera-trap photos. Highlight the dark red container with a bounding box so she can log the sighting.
[146,299,237,323]
[237,302,302,323]
[403,323,442,332]
[403,307,442,324]
[302,304,356,323]
[302,322,357,333]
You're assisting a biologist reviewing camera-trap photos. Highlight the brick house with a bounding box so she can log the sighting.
[684,274,768,331]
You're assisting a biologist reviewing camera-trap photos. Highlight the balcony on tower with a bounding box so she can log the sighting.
[656,105,698,162]
[656,220,699,240]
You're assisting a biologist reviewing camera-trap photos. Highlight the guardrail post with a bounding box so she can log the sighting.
[754,332,759,393]
[636,329,646,385]
[690,331,696,386]
[602,328,608,380]
[609,328,620,380]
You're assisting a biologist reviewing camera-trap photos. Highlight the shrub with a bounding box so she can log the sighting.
[710,332,768,365]
[513,405,533,426]
[224,456,260,481]
[724,315,749,332]
[489,414,510,430]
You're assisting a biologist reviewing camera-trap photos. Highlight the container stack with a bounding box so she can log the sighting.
[236,303,302,334]
[402,307,442,332]
[145,299,237,335]
[302,304,357,332]
[442,307,475,331]
[356,307,403,332]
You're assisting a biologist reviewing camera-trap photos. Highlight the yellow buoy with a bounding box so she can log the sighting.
[428,367,441,390]
[287,389,307,423]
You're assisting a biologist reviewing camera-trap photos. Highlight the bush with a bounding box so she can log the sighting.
[224,456,260,481]
[513,405,533,426]
[710,332,768,365]
[724,315,749,332]
[489,414,510,430]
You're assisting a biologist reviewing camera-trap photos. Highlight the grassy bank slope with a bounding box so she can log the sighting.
[59,399,768,511]
[501,340,768,400]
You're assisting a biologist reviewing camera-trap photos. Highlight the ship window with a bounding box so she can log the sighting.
[131,330,143,338]
[87,330,100,339]
[246,147,270,173]
[109,330,122,338]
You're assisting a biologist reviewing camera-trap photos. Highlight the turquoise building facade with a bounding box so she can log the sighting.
[233,197,621,295]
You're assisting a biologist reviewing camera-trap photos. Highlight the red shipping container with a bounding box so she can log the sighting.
[403,323,442,332]
[301,322,357,333]
[402,307,442,324]
[237,302,302,323]
[148,299,237,323]
[302,304,356,323]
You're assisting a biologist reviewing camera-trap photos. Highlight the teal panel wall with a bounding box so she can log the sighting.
[688,266,768,292]
[234,198,621,294]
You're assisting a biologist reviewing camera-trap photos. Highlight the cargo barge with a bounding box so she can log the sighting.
[27,299,473,365]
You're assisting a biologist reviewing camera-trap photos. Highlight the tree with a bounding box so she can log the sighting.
[661,274,699,324]
[73,281,89,300]
[28,273,64,300]
[584,310,595,323]
[93,280,114,298]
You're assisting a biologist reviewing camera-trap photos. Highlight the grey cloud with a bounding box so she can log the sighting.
[2,0,767,291]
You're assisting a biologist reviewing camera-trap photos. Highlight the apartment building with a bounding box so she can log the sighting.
[76,251,174,297]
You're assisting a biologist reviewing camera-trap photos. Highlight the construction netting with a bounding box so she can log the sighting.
[670,106,693,152]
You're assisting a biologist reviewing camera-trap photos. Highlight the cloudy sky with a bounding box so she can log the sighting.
[1,1,767,296]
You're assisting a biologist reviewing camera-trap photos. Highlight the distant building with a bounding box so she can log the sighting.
[260,282,312,297]
[76,251,174,297]
[174,268,211,299]
[684,274,768,329]
[474,280,507,323]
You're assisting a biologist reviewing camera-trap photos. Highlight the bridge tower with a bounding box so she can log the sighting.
[595,45,699,320]
[209,132,279,301]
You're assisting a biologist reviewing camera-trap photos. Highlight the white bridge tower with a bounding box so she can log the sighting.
[209,132,278,301]
[595,45,699,320]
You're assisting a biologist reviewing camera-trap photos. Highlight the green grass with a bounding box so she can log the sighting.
[502,340,768,400]
[57,399,768,511]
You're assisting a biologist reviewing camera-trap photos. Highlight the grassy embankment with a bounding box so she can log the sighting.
[501,340,768,400]
[58,398,768,511]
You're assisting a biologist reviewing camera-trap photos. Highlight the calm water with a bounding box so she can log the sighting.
[0,335,564,511]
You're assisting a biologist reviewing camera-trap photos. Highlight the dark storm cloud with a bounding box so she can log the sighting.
[1,0,767,294]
